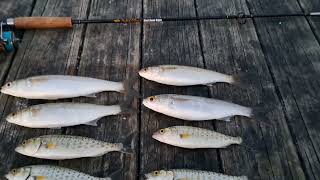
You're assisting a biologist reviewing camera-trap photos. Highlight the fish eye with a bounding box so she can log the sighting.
[11,169,17,174]
[159,129,165,134]
[22,140,27,145]
[143,68,147,71]
[6,82,11,87]
[149,96,155,101]
[153,171,159,176]
[11,113,16,117]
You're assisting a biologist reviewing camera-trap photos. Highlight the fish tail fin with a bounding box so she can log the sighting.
[119,95,136,115]
[118,132,135,154]
[250,107,273,127]
[233,136,243,144]
[120,66,141,98]
[122,78,141,98]
[239,143,258,153]
[250,92,275,128]
[231,72,260,88]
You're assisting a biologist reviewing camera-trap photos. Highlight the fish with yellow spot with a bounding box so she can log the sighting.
[145,169,248,180]
[152,126,242,149]
[5,165,111,180]
[15,135,133,160]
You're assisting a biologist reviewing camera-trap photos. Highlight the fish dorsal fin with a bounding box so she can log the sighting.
[218,116,232,122]
[84,119,100,126]
[205,83,214,87]
[35,176,46,180]
[84,94,97,98]
[179,133,190,139]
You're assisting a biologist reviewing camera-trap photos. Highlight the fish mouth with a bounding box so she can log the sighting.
[4,173,11,180]
[14,146,24,154]
[142,98,149,107]
[138,68,149,77]
[152,133,164,142]
[0,87,6,94]
[144,174,151,179]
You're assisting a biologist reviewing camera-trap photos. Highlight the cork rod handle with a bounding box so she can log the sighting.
[14,17,73,29]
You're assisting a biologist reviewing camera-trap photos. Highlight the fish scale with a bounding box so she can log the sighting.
[143,94,252,121]
[145,169,248,180]
[6,103,122,128]
[15,135,124,160]
[152,126,242,149]
[0,75,125,99]
[139,65,235,86]
[5,165,110,180]
[172,169,248,180]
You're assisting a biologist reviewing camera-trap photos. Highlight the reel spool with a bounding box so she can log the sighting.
[0,20,17,54]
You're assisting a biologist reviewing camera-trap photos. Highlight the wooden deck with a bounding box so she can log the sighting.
[0,0,319,179]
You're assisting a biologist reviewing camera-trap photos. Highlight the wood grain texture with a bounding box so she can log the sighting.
[140,20,220,179]
[298,0,320,13]
[0,0,89,175]
[0,0,34,84]
[254,16,320,180]
[245,0,301,15]
[59,0,142,179]
[307,17,320,48]
[199,18,306,180]
[143,0,196,18]
[195,0,249,16]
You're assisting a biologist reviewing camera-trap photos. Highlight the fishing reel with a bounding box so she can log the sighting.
[0,19,19,54]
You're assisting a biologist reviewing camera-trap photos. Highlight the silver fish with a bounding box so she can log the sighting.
[0,75,126,99]
[15,135,130,160]
[6,103,124,128]
[139,65,234,86]
[5,165,110,180]
[145,169,248,180]
[152,126,242,149]
[143,94,252,121]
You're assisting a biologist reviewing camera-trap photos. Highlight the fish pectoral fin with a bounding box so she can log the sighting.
[218,116,232,122]
[84,94,97,98]
[179,133,191,139]
[84,119,100,126]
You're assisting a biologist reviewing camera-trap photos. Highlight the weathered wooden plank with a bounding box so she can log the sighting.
[307,17,320,47]
[254,16,320,180]
[140,21,220,179]
[195,0,249,16]
[59,0,142,179]
[245,0,301,15]
[298,0,320,13]
[0,0,89,175]
[0,0,34,84]
[199,18,306,180]
[143,0,196,18]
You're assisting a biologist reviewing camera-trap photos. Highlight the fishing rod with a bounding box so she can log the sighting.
[1,12,320,54]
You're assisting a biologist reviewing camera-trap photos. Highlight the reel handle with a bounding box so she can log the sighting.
[14,17,72,29]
